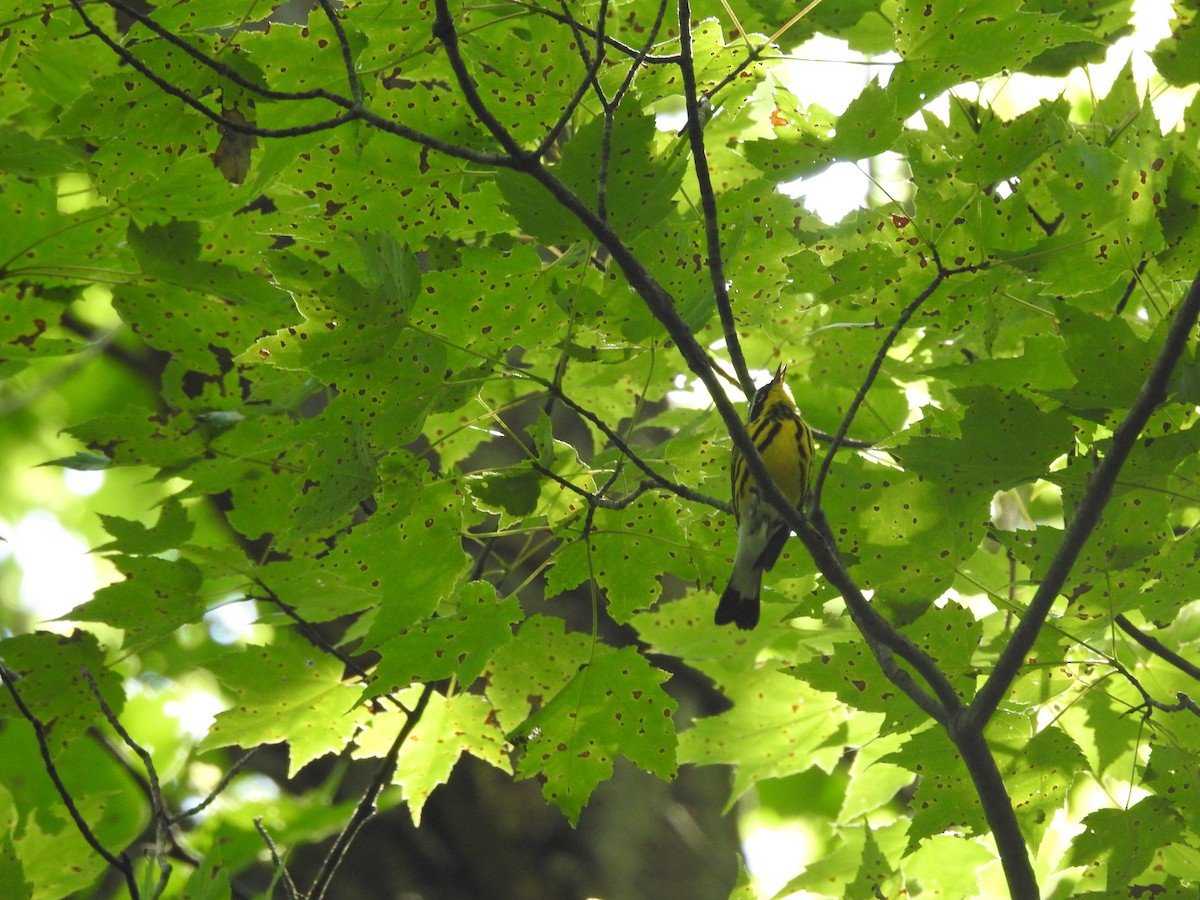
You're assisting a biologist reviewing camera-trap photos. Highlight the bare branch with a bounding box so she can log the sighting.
[254,817,299,900]
[610,0,672,109]
[172,748,260,822]
[531,1,608,161]
[315,0,364,105]
[433,1,531,161]
[530,458,659,511]
[507,0,681,64]
[700,0,823,106]
[676,0,750,398]
[71,0,519,167]
[69,0,361,133]
[811,263,947,508]
[797,512,962,720]
[969,269,1200,727]
[82,667,173,896]
[86,0,337,102]
[1109,658,1200,721]
[1115,613,1200,682]
[306,683,435,900]
[861,632,951,723]
[516,372,730,512]
[0,662,140,898]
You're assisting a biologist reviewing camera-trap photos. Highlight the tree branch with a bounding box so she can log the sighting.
[306,683,435,900]
[811,262,948,508]
[0,662,140,898]
[254,817,298,900]
[72,0,520,167]
[676,0,750,397]
[532,1,608,162]
[516,373,730,512]
[432,2,530,161]
[172,748,259,822]
[949,726,1038,897]
[315,0,364,106]
[796,514,962,721]
[1115,613,1200,682]
[608,0,672,110]
[506,0,681,64]
[701,0,823,104]
[428,0,958,727]
[82,667,173,897]
[968,269,1200,728]
[70,0,363,135]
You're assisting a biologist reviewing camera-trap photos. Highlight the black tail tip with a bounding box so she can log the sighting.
[714,589,759,630]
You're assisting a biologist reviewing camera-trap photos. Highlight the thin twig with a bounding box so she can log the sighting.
[533,1,608,161]
[590,0,615,220]
[677,0,749,398]
[1113,258,1150,315]
[504,0,680,63]
[71,0,518,167]
[82,667,173,896]
[610,0,672,109]
[0,662,140,898]
[253,582,372,679]
[1115,614,1200,681]
[572,0,667,221]
[530,459,658,510]
[85,0,342,103]
[811,263,947,507]
[514,373,730,512]
[172,748,260,822]
[1168,692,1200,716]
[306,683,435,900]
[250,582,422,718]
[700,0,822,106]
[764,0,824,48]
[254,818,298,900]
[70,0,361,135]
[315,0,364,105]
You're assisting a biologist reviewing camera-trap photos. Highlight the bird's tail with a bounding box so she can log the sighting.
[714,577,760,630]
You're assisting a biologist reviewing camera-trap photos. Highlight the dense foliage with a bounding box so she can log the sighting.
[2,0,1200,897]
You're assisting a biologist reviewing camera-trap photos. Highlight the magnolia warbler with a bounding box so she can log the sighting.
[715,365,814,630]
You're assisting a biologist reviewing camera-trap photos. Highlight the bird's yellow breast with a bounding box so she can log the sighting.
[747,410,808,506]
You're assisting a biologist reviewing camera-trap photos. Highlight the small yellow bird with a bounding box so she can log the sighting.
[715,365,814,630]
